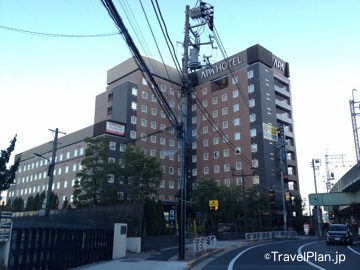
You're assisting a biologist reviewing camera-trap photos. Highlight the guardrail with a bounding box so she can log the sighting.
[245,231,297,242]
[192,235,217,257]
[0,211,12,242]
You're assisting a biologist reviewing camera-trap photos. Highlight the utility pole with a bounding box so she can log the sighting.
[311,158,322,237]
[178,2,214,260]
[178,5,190,261]
[350,89,360,163]
[45,128,66,216]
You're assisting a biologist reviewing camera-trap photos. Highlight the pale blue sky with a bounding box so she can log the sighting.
[1,0,360,209]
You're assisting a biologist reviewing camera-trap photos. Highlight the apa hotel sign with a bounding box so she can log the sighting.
[201,56,243,79]
[106,121,125,136]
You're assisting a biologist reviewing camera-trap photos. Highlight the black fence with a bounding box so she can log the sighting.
[8,227,114,270]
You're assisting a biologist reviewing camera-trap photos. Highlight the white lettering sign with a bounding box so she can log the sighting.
[201,56,243,79]
[273,59,285,71]
[106,121,125,136]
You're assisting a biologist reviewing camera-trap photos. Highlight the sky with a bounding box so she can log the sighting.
[1,0,360,213]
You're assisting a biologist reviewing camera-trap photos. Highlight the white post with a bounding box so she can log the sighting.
[113,223,127,259]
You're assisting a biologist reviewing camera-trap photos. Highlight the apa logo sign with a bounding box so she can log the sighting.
[273,59,285,71]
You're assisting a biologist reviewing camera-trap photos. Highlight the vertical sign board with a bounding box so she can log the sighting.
[277,124,288,179]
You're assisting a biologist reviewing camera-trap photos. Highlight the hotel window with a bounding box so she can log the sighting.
[132,87,137,96]
[202,88,207,95]
[108,93,113,102]
[74,149,78,157]
[151,135,156,143]
[142,78,148,85]
[203,113,208,121]
[248,84,254,93]
[150,149,156,157]
[192,155,197,163]
[161,85,166,92]
[214,165,220,173]
[213,137,219,145]
[221,94,227,101]
[233,89,239,98]
[192,104,196,111]
[202,100,208,107]
[142,105,147,113]
[203,126,208,134]
[249,99,255,107]
[141,133,147,141]
[170,101,175,108]
[161,166,165,173]
[170,88,174,95]
[57,182,60,189]
[131,102,137,110]
[212,97,218,105]
[107,106,112,116]
[204,167,209,174]
[222,121,228,129]
[130,131,136,139]
[203,153,209,160]
[160,124,166,131]
[235,162,242,170]
[131,115,137,124]
[169,154,174,160]
[213,124,219,131]
[109,142,116,150]
[192,116,197,124]
[251,144,258,152]
[152,94,157,102]
[141,119,147,127]
[214,151,219,158]
[169,139,174,147]
[192,169,197,176]
[247,70,254,79]
[233,104,239,112]
[192,142,197,149]
[109,158,115,163]
[151,108,157,115]
[160,180,165,188]
[160,151,165,159]
[169,127,175,134]
[232,76,239,84]
[234,118,240,126]
[234,132,240,140]
[169,167,174,174]
[223,149,229,157]
[250,128,257,137]
[66,152,70,159]
[224,179,230,187]
[142,91,148,99]
[236,177,243,186]
[222,107,228,115]
[72,164,77,172]
[203,139,208,147]
[223,135,229,143]
[252,159,259,168]
[160,111,166,118]
[120,144,126,152]
[151,121,157,129]
[250,113,256,122]
[160,137,165,145]
[59,154,63,161]
[65,166,69,173]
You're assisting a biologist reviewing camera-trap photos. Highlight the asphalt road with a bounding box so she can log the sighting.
[192,237,360,270]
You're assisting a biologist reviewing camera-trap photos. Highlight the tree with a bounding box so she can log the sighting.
[73,136,111,207]
[0,135,20,192]
[11,197,24,212]
[114,145,162,204]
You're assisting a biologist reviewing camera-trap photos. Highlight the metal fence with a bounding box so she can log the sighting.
[8,227,114,270]
[245,230,297,242]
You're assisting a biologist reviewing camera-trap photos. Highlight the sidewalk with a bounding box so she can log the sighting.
[72,239,248,270]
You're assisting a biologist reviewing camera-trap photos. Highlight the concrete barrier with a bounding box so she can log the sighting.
[127,237,141,253]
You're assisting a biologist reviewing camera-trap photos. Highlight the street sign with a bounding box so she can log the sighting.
[209,200,218,207]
